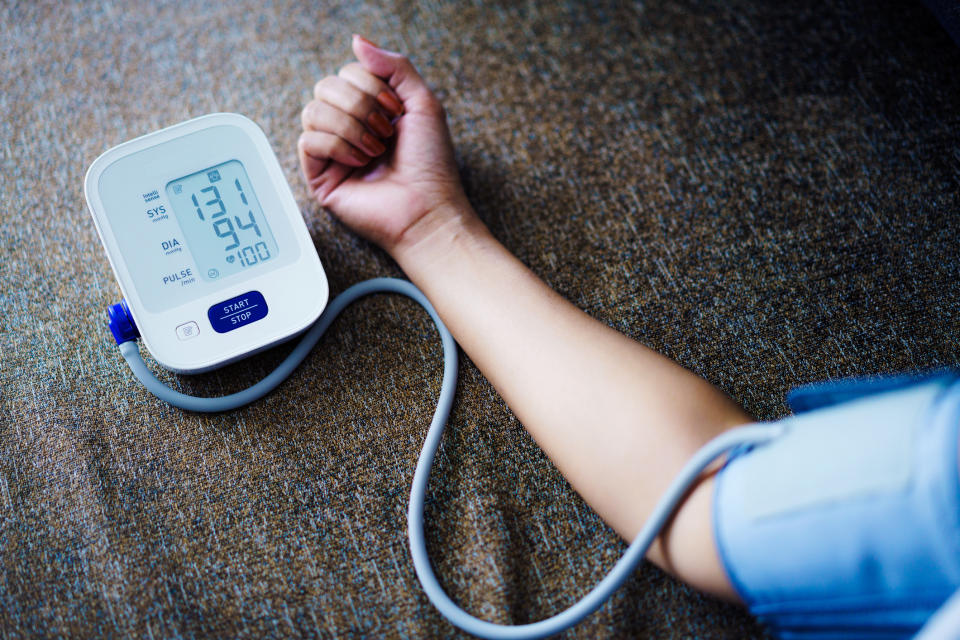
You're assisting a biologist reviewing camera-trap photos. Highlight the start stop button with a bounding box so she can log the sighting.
[207,290,268,333]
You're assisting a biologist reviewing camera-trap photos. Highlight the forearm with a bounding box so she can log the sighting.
[299,37,749,598]
[392,205,752,593]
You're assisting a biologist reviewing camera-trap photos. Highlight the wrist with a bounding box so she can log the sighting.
[389,199,491,270]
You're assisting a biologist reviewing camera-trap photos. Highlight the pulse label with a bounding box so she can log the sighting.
[163,268,195,287]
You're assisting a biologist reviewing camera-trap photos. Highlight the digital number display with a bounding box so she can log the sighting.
[165,159,279,282]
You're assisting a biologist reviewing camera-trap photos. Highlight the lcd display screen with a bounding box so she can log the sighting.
[165,159,279,282]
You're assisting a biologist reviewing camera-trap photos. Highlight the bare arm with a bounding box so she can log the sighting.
[299,36,752,601]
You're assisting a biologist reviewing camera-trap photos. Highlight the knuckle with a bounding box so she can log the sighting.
[296,132,309,151]
[313,76,335,97]
[300,100,319,128]
[338,62,361,77]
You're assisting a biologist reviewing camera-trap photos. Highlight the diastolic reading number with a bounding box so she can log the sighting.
[189,177,272,268]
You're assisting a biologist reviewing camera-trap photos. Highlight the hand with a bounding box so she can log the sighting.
[298,35,472,255]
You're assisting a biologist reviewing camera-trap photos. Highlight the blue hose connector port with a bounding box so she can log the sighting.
[108,299,139,344]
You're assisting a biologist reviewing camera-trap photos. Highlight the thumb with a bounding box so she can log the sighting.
[351,35,436,112]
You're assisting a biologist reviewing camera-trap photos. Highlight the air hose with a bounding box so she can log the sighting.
[115,277,784,639]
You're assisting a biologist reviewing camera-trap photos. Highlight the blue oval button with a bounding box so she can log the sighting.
[208,290,268,334]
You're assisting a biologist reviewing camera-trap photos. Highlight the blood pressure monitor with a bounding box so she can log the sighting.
[85,113,328,373]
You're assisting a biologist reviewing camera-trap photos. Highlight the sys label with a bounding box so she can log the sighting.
[147,204,168,221]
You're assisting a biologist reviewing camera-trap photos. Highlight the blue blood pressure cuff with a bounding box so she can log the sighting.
[713,372,960,639]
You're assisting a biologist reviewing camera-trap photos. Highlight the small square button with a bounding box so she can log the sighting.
[176,321,200,341]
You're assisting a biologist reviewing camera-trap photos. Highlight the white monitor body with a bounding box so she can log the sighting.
[85,113,328,374]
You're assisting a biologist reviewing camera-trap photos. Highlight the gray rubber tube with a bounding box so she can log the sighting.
[119,279,444,413]
[120,277,784,639]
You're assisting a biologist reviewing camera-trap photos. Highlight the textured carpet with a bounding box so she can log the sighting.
[2,0,959,638]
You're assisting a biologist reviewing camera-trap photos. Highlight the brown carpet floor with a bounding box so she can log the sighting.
[2,0,958,637]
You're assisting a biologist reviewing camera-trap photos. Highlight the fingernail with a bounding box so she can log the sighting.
[376,91,403,117]
[348,146,370,164]
[367,111,393,138]
[354,34,379,48]
[361,132,386,155]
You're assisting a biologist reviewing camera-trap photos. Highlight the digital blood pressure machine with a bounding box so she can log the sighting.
[85,113,328,373]
[84,113,784,639]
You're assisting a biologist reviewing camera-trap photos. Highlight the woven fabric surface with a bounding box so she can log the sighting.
[2,0,958,638]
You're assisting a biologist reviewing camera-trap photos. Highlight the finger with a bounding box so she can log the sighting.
[297,136,327,185]
[313,75,395,139]
[351,35,442,116]
[297,129,370,169]
[301,99,387,157]
[338,62,404,118]
[297,135,352,204]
